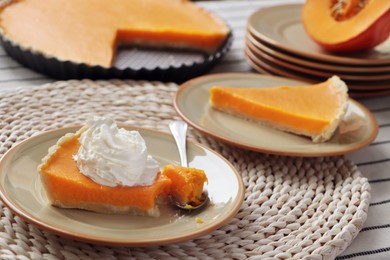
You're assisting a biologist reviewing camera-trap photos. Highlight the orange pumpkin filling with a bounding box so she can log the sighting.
[162,165,208,206]
[209,76,349,142]
[0,0,229,67]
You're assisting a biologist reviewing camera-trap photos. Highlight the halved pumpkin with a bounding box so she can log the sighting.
[302,0,390,52]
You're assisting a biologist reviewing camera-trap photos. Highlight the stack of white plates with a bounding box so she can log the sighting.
[245,4,390,98]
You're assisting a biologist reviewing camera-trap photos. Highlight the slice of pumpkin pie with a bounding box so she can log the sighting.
[38,118,172,216]
[38,117,209,216]
[0,0,230,67]
[209,76,349,143]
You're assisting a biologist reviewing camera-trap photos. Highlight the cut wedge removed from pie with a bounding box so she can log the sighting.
[0,0,230,67]
[209,76,349,143]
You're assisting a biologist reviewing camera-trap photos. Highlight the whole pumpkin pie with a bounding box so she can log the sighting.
[0,0,230,67]
[209,76,349,143]
[38,118,208,216]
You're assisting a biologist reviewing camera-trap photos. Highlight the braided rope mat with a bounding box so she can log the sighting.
[0,80,370,259]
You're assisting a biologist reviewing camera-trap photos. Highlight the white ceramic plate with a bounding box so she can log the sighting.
[247,4,390,65]
[174,73,379,157]
[0,126,244,246]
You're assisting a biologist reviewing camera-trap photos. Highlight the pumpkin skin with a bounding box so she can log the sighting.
[302,0,390,53]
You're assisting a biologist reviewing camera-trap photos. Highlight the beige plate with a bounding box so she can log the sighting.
[246,33,390,73]
[174,73,379,157]
[247,4,390,66]
[0,126,245,246]
[244,48,390,94]
[245,47,319,82]
[246,48,390,99]
[246,37,390,82]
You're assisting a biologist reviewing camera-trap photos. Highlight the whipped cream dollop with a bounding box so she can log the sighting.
[74,117,159,187]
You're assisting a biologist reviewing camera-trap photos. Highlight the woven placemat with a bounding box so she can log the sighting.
[0,80,370,259]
